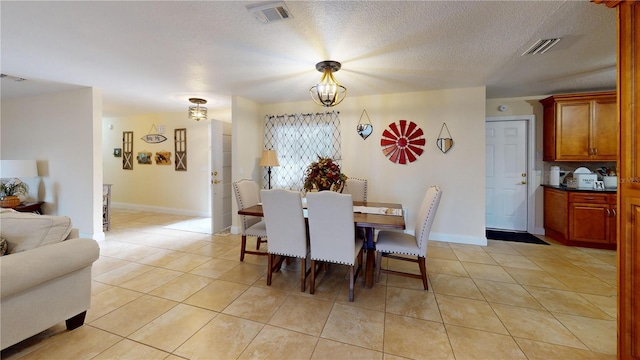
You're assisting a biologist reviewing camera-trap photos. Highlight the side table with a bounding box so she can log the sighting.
[14,201,45,214]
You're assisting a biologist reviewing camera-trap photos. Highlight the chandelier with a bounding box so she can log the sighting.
[188,98,207,121]
[309,60,347,107]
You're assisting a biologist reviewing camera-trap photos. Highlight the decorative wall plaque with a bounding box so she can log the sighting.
[155,151,171,165]
[380,120,425,164]
[175,128,187,171]
[137,151,152,164]
[141,124,167,143]
[122,131,133,170]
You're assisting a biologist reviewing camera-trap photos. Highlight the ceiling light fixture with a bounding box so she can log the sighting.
[309,60,347,107]
[188,98,207,121]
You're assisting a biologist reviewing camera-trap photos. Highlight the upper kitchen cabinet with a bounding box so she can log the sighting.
[540,91,617,161]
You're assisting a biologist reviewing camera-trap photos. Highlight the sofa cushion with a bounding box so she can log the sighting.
[0,210,72,253]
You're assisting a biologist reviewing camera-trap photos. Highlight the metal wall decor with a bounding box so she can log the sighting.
[141,124,167,144]
[357,109,373,140]
[122,131,133,170]
[436,123,454,154]
[380,120,425,164]
[174,128,187,171]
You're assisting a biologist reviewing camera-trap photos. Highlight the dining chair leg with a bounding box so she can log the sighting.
[310,260,317,295]
[256,236,262,250]
[240,235,247,261]
[267,254,273,286]
[300,258,306,292]
[418,256,428,290]
[375,251,383,283]
[349,265,355,302]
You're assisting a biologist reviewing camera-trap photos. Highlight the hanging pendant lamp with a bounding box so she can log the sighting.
[309,60,347,107]
[188,98,208,121]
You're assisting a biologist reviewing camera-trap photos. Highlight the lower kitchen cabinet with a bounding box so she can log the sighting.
[543,187,616,249]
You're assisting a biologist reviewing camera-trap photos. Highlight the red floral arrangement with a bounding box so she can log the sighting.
[303,156,348,192]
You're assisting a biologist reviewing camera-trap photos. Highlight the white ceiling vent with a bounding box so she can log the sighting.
[246,2,293,24]
[522,38,562,56]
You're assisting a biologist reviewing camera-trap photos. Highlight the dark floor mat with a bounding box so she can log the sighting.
[486,229,550,245]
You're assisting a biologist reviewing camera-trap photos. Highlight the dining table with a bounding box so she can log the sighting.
[237,200,406,288]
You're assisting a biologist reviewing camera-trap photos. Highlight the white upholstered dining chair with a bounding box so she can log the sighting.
[233,179,268,261]
[306,191,364,302]
[375,185,442,290]
[260,189,309,291]
[342,178,368,202]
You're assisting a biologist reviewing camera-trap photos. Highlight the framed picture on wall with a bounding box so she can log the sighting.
[113,148,122,157]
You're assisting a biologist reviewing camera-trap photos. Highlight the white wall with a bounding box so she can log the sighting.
[102,108,231,216]
[259,87,488,245]
[230,96,263,232]
[1,88,103,239]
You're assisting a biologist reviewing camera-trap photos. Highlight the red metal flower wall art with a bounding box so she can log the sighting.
[380,120,425,164]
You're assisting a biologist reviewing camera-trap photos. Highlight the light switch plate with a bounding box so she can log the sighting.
[157,125,165,134]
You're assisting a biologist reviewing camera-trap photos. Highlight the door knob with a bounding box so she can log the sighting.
[213,179,221,184]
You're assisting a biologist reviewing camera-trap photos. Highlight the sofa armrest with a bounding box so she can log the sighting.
[67,228,80,239]
[0,238,100,298]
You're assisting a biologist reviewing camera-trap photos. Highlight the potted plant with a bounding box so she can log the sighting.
[0,178,29,208]
[303,156,348,192]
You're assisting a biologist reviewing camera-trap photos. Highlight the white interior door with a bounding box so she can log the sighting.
[485,120,528,231]
[211,120,232,233]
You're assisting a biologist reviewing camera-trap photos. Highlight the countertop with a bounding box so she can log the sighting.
[541,184,617,193]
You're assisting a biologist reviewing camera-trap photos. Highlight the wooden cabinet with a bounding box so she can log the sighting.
[543,187,568,241]
[540,91,617,161]
[568,192,616,245]
[543,187,616,249]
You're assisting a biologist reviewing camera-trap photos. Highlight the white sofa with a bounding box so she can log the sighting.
[0,209,100,350]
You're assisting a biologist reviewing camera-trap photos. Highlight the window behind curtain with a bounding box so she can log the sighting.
[264,111,342,191]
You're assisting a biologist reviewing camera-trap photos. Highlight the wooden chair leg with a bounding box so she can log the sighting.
[375,251,383,283]
[256,236,262,250]
[300,258,306,292]
[267,254,273,286]
[418,256,428,290]
[240,235,247,261]
[349,265,355,302]
[310,260,316,294]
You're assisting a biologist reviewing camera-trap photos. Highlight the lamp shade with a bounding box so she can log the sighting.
[259,150,279,167]
[0,160,38,178]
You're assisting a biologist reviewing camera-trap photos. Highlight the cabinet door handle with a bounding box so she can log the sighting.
[583,197,595,200]
[606,208,611,216]
[594,148,598,155]
[613,208,617,217]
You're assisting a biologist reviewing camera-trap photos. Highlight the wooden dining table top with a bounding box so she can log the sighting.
[237,200,405,231]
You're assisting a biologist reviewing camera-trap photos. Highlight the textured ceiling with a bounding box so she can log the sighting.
[0,1,616,117]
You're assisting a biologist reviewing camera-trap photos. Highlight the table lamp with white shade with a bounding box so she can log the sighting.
[259,150,279,189]
[0,160,39,207]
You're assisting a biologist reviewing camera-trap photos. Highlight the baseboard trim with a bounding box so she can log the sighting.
[429,232,488,246]
[111,202,209,217]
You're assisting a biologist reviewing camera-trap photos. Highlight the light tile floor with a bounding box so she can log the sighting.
[2,209,617,359]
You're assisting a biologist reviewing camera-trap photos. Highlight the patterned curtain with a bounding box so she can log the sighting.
[264,111,342,191]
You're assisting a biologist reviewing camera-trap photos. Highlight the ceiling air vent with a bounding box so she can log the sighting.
[0,74,26,81]
[522,38,561,56]
[246,1,293,24]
